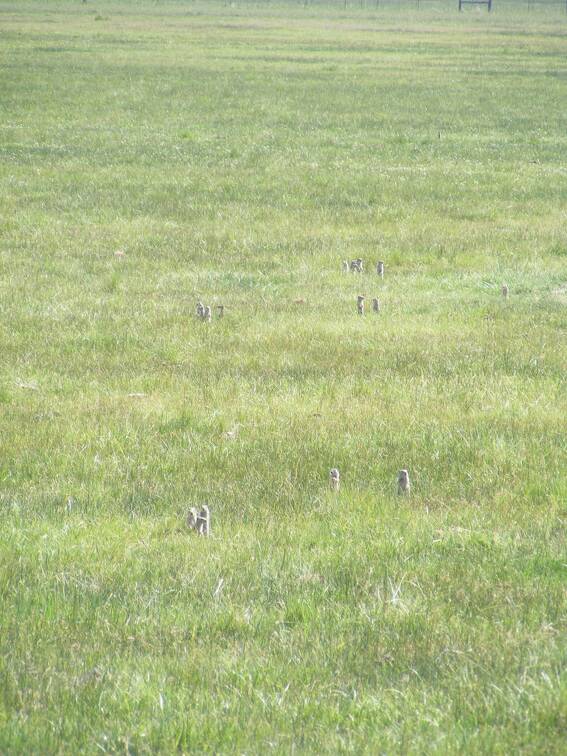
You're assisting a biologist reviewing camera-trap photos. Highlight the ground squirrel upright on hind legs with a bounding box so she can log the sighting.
[329,468,340,491]
[397,469,410,495]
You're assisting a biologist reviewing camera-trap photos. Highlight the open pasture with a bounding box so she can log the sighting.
[0,0,566,752]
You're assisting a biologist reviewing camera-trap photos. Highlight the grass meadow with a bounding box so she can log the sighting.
[1,0,566,752]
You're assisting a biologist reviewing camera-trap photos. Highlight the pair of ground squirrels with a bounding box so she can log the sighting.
[356,295,381,314]
[342,259,384,276]
[187,505,211,536]
[329,468,411,495]
[196,302,224,321]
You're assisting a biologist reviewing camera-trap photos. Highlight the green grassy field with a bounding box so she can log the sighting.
[1,0,566,752]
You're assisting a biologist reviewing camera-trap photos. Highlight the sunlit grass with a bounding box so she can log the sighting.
[0,0,566,752]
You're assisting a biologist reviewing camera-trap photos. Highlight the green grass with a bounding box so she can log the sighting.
[0,0,566,752]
